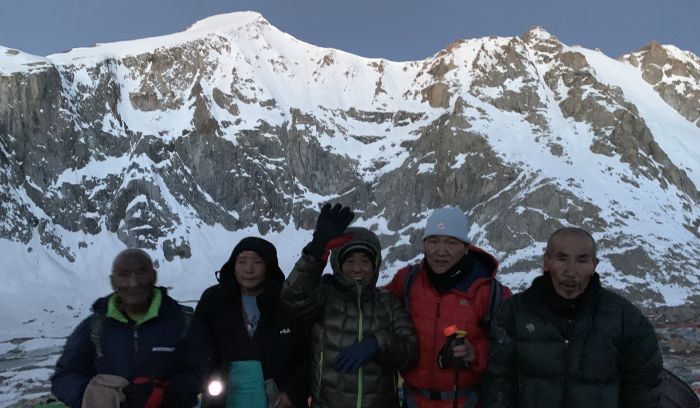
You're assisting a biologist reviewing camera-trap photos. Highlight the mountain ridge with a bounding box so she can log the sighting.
[0,12,698,322]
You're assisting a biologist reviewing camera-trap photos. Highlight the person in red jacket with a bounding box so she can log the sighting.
[387,207,511,408]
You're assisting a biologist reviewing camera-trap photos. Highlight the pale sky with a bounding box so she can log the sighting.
[1,0,698,61]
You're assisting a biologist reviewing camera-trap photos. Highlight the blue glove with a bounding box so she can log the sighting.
[334,337,378,374]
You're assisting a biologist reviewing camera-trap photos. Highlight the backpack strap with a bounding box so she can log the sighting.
[90,304,193,359]
[89,314,105,358]
[179,305,194,340]
[479,279,503,329]
[402,263,420,312]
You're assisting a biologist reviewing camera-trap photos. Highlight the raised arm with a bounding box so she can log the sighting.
[281,203,355,319]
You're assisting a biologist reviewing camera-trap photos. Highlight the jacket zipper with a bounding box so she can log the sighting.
[356,281,363,408]
[133,327,139,353]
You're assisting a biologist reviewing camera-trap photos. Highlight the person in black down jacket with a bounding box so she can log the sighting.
[51,248,208,408]
[482,227,663,408]
[195,237,310,408]
[281,203,418,408]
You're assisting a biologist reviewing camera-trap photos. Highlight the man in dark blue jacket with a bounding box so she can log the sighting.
[51,248,208,408]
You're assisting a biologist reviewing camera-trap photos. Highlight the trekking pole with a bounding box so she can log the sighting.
[453,366,459,408]
[443,325,468,408]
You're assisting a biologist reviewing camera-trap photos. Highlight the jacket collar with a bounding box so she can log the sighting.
[106,287,162,324]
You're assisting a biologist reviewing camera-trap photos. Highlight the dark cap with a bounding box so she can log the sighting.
[338,243,378,267]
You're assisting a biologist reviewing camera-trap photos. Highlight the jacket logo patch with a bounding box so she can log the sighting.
[152,347,176,352]
[525,323,535,334]
[280,328,291,334]
[459,300,469,305]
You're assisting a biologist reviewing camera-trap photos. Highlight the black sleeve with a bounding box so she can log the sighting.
[276,317,311,406]
[51,316,96,408]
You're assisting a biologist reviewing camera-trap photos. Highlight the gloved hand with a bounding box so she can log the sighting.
[334,337,378,373]
[437,336,474,369]
[122,377,166,408]
[305,203,355,261]
[121,382,154,408]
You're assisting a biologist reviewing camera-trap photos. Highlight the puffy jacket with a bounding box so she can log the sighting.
[481,274,662,408]
[281,227,418,408]
[51,287,208,408]
[195,252,310,408]
[387,245,510,408]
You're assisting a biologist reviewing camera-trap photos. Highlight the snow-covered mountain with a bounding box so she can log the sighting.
[1,10,700,405]
[1,14,699,394]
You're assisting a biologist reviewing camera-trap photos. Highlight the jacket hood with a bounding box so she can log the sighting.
[216,237,285,304]
[330,227,383,290]
[216,237,284,314]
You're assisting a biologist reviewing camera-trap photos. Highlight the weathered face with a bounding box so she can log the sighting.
[110,251,156,313]
[340,252,374,280]
[544,233,598,299]
[423,235,467,274]
[234,250,267,295]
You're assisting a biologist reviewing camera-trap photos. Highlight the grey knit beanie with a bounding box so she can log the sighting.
[421,207,470,243]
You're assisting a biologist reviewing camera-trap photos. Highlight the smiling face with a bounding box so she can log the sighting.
[423,235,467,274]
[544,231,598,299]
[110,249,156,314]
[234,250,267,295]
[340,251,375,281]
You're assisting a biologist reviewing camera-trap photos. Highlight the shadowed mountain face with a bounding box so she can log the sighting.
[1,13,699,307]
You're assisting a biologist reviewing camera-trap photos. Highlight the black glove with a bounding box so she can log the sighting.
[437,336,467,369]
[334,337,378,373]
[122,382,155,408]
[305,203,355,260]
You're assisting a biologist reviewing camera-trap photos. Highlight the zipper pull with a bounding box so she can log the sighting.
[133,328,139,352]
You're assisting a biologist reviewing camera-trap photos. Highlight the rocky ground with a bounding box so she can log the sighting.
[645,303,700,398]
[3,305,699,407]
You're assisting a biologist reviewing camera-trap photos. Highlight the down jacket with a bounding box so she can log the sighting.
[281,227,418,408]
[387,245,511,408]
[481,274,662,408]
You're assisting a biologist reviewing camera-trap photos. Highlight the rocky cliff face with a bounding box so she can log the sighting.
[1,13,699,307]
[621,41,700,128]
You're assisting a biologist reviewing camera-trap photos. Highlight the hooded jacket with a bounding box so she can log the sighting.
[195,237,310,408]
[281,227,418,408]
[51,287,208,408]
[481,274,662,408]
[387,244,511,408]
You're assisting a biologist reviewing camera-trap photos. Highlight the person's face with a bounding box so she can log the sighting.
[110,255,156,313]
[234,250,267,295]
[423,235,467,274]
[544,233,598,299]
[340,252,374,280]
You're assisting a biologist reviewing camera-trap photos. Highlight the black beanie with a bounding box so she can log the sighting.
[338,243,378,267]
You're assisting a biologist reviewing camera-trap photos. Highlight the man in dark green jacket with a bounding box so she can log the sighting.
[482,227,662,408]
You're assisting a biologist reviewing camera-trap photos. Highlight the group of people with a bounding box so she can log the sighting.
[49,204,663,408]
